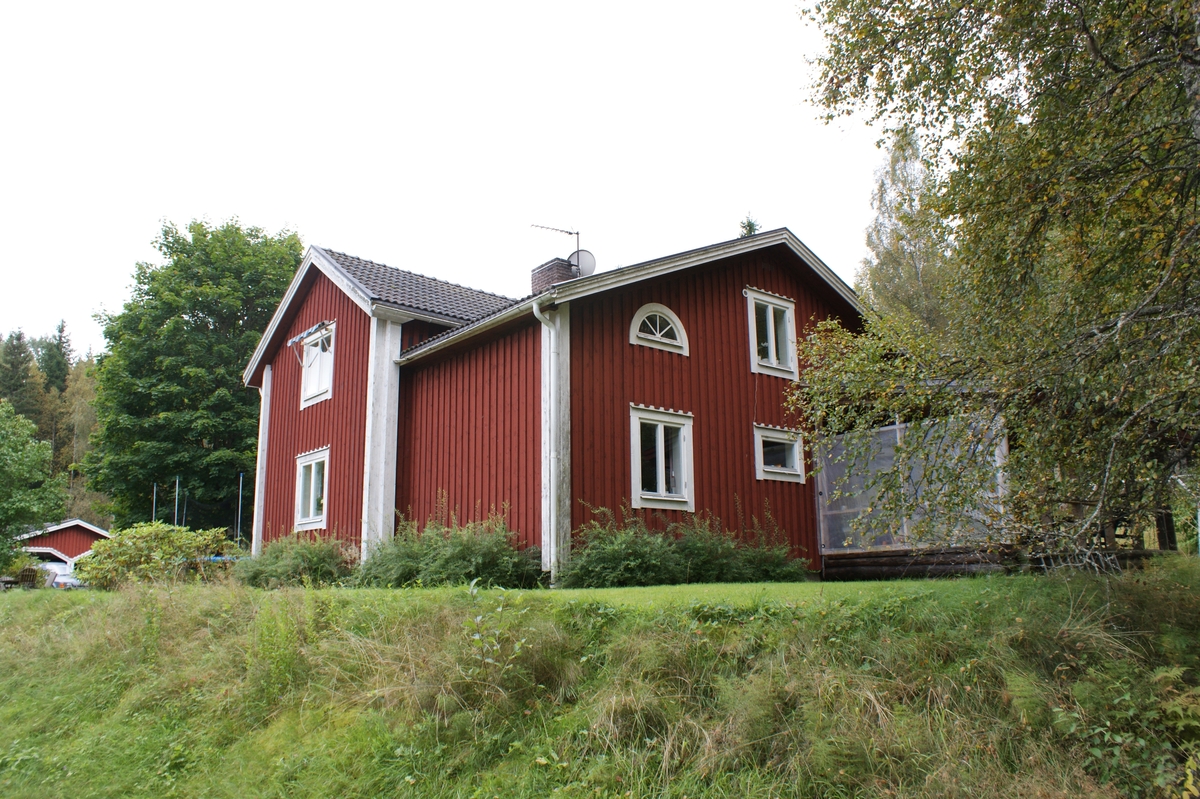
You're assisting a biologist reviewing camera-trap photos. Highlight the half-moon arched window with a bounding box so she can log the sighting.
[629,303,689,356]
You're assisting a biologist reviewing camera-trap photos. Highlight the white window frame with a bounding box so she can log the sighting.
[753,424,806,483]
[744,287,799,379]
[300,324,335,409]
[294,447,330,531]
[630,404,694,511]
[629,303,689,356]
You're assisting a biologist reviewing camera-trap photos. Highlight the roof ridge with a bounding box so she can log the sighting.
[319,247,516,302]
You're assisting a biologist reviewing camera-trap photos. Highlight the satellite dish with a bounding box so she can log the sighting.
[569,249,596,277]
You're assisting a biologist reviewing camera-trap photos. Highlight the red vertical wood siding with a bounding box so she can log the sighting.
[570,249,850,563]
[262,273,371,548]
[396,321,541,547]
[23,526,106,559]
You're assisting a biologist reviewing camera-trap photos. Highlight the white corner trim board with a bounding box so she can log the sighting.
[535,300,571,582]
[360,317,403,561]
[252,363,272,556]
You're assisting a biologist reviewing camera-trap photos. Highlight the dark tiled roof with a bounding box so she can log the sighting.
[318,247,517,323]
[399,292,536,358]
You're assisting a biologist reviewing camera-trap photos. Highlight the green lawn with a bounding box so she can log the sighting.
[1,559,1197,798]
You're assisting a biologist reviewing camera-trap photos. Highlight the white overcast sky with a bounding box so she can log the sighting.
[0,1,882,357]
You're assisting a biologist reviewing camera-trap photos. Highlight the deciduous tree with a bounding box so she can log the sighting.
[795,0,1200,549]
[84,221,302,530]
[0,400,66,569]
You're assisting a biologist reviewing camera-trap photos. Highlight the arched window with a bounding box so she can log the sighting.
[629,303,689,355]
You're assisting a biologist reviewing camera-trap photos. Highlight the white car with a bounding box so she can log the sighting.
[52,572,83,589]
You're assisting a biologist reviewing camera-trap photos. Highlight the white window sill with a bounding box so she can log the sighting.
[300,390,331,410]
[633,493,694,512]
[294,518,326,532]
[751,361,799,380]
[759,467,805,484]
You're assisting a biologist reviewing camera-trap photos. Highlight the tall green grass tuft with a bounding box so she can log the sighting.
[1,557,1198,797]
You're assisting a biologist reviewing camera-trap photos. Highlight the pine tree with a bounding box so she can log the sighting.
[0,331,44,423]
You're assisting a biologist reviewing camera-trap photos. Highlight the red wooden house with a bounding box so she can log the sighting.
[243,229,862,577]
[17,519,112,569]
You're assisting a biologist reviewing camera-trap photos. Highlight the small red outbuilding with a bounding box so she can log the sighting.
[18,519,111,569]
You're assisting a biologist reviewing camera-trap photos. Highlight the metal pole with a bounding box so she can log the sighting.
[182,491,187,528]
[236,472,244,546]
[174,476,180,525]
[152,483,157,521]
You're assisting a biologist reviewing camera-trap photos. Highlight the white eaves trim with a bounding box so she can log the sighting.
[394,228,861,368]
[243,247,370,386]
[243,246,463,386]
[395,297,539,366]
[15,518,111,541]
[551,228,862,312]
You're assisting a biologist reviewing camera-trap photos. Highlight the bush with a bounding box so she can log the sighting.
[559,510,810,588]
[234,534,357,588]
[355,516,543,589]
[74,522,231,589]
[1,551,39,580]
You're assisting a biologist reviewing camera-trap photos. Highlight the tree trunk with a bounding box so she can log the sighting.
[1187,2,1200,143]
[1156,509,1178,551]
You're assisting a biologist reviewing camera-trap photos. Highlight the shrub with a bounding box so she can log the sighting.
[559,509,810,588]
[234,534,357,588]
[1,552,39,580]
[356,516,543,589]
[559,514,683,588]
[74,522,231,589]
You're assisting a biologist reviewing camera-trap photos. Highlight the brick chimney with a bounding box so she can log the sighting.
[531,258,576,295]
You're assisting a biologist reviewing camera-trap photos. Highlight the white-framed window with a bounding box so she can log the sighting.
[753,424,805,483]
[744,287,798,379]
[629,303,689,356]
[630,404,694,511]
[300,324,335,408]
[295,447,329,530]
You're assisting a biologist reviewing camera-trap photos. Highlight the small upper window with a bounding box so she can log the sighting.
[753,425,805,483]
[629,303,689,356]
[744,288,798,379]
[301,325,335,408]
[295,447,330,530]
[630,404,695,510]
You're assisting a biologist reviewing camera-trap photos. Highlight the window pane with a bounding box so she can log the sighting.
[300,463,313,519]
[773,307,790,367]
[663,425,681,494]
[763,438,793,469]
[643,422,662,491]
[755,302,770,361]
[640,422,659,493]
[638,316,658,337]
[313,460,325,516]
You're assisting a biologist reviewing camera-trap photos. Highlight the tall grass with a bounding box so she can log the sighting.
[1,558,1197,797]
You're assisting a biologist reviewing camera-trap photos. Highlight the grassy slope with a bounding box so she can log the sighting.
[1,560,1198,799]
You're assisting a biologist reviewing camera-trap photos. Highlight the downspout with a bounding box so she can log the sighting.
[532,296,559,584]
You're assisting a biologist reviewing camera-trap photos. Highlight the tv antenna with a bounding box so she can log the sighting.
[531,224,595,277]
